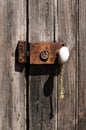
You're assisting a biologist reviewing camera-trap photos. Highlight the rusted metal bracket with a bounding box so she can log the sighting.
[18,41,64,64]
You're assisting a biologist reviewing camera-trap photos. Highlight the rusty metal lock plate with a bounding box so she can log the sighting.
[18,41,64,64]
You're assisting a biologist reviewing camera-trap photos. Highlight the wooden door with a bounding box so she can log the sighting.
[0,0,86,130]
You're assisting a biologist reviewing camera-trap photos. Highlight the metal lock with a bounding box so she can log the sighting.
[18,41,69,64]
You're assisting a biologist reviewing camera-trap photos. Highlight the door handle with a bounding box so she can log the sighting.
[58,46,69,64]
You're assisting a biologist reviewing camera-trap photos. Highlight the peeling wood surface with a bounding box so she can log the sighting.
[0,0,26,130]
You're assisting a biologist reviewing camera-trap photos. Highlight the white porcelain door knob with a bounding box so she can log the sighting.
[58,46,70,64]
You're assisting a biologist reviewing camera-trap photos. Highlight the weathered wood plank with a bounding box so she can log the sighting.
[29,0,58,130]
[55,0,78,129]
[0,0,26,130]
[78,0,86,129]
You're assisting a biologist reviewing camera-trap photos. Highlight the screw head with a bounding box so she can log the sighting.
[40,50,49,61]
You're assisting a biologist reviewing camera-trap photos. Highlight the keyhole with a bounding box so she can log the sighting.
[40,50,49,61]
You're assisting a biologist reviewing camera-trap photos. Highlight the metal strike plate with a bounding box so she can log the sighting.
[18,41,27,63]
[18,41,64,64]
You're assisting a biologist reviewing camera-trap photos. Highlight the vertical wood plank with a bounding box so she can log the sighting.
[78,0,86,129]
[0,0,26,130]
[55,0,78,129]
[29,0,58,130]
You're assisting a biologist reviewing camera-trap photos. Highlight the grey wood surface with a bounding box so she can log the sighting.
[78,0,86,130]
[57,0,78,130]
[0,0,26,130]
[29,0,58,130]
[28,0,79,130]
[0,0,86,130]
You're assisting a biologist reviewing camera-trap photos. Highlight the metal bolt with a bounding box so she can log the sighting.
[40,50,49,61]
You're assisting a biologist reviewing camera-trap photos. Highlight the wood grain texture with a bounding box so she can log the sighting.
[0,0,26,130]
[78,0,86,129]
[55,0,78,129]
[29,0,58,130]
